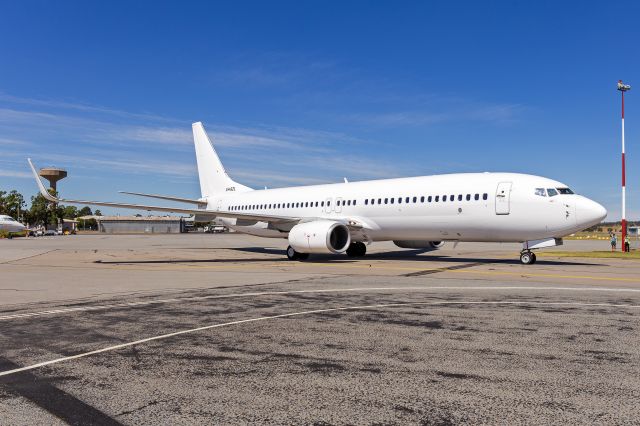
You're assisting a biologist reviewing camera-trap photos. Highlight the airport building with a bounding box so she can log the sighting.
[96,216,186,234]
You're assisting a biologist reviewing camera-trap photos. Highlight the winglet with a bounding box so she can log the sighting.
[27,158,59,203]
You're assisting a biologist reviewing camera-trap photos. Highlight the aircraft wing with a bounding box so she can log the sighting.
[28,159,299,224]
[118,191,207,206]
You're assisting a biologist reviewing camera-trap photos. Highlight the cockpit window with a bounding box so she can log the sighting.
[556,188,574,195]
[547,188,558,197]
[534,188,547,197]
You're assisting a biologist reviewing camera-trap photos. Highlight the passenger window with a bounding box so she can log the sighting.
[413,197,417,203]
[442,195,446,202]
[328,201,331,206]
[466,194,470,201]
[391,198,395,204]
[398,197,402,204]
[420,196,425,202]
[353,200,356,206]
[535,188,547,197]
[384,198,388,204]
[321,201,324,207]
[458,194,462,201]
[450,195,454,202]
[474,194,479,200]
[483,193,488,200]
[365,199,368,205]
[427,196,432,202]
[435,196,439,202]
[547,188,558,197]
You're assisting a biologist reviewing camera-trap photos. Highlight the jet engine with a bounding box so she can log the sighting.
[393,240,445,250]
[288,220,351,254]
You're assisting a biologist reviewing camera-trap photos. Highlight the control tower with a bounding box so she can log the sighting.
[38,168,67,192]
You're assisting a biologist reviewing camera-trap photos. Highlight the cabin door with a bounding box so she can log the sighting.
[335,197,343,213]
[495,182,512,215]
[324,198,333,214]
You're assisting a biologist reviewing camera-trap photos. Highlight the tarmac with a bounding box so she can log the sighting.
[0,234,639,425]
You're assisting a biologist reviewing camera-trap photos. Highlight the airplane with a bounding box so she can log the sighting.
[0,215,27,238]
[28,122,607,265]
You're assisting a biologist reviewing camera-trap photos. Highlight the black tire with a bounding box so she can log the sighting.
[346,243,359,257]
[520,252,533,265]
[346,242,367,257]
[530,253,537,264]
[286,245,299,260]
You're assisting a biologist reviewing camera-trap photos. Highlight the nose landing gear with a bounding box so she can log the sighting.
[520,250,537,265]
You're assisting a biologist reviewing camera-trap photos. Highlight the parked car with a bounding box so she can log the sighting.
[43,230,58,236]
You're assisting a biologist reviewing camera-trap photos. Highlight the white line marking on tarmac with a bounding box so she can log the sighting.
[2,285,640,321]
[0,300,638,378]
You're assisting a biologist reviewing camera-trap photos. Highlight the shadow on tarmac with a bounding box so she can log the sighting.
[94,246,605,267]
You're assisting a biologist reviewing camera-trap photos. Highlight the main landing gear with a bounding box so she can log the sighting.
[346,241,367,258]
[286,246,309,261]
[286,242,367,260]
[520,250,537,265]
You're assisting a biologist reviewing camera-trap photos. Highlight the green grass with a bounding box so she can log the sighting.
[540,251,640,259]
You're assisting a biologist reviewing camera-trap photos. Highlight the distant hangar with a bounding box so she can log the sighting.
[95,216,186,234]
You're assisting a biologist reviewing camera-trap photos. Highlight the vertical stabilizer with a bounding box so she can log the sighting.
[192,122,251,198]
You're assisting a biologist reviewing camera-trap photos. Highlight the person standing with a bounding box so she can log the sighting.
[625,234,630,252]
[611,233,617,252]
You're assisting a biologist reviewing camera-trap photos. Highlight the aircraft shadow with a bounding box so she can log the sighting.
[234,247,605,267]
[94,247,605,267]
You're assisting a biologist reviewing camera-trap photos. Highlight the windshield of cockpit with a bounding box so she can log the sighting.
[534,187,574,197]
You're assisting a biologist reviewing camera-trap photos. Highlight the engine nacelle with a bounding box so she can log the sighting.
[393,240,445,250]
[288,220,351,254]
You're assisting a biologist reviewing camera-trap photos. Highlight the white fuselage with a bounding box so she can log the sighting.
[209,172,606,243]
[0,216,26,233]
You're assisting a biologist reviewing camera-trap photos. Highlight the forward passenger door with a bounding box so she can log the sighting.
[495,182,512,215]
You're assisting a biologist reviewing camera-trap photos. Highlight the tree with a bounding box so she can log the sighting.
[94,209,102,216]
[0,190,26,220]
[60,205,78,219]
[27,193,50,226]
[78,206,93,217]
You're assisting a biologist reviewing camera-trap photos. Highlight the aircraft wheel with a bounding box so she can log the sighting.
[520,251,534,265]
[286,245,299,260]
[530,252,537,264]
[346,242,367,257]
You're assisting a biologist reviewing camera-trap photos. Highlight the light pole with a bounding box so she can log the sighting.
[618,80,631,251]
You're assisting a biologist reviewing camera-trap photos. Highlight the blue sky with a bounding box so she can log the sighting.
[1,1,639,219]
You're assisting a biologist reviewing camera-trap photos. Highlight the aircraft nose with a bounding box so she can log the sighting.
[575,196,607,227]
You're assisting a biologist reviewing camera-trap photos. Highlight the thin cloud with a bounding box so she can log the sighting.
[0,169,31,178]
[344,103,522,127]
[0,93,178,123]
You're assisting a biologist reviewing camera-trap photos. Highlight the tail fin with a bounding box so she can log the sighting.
[192,122,252,198]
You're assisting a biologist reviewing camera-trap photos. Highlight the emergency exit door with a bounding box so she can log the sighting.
[495,182,512,215]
